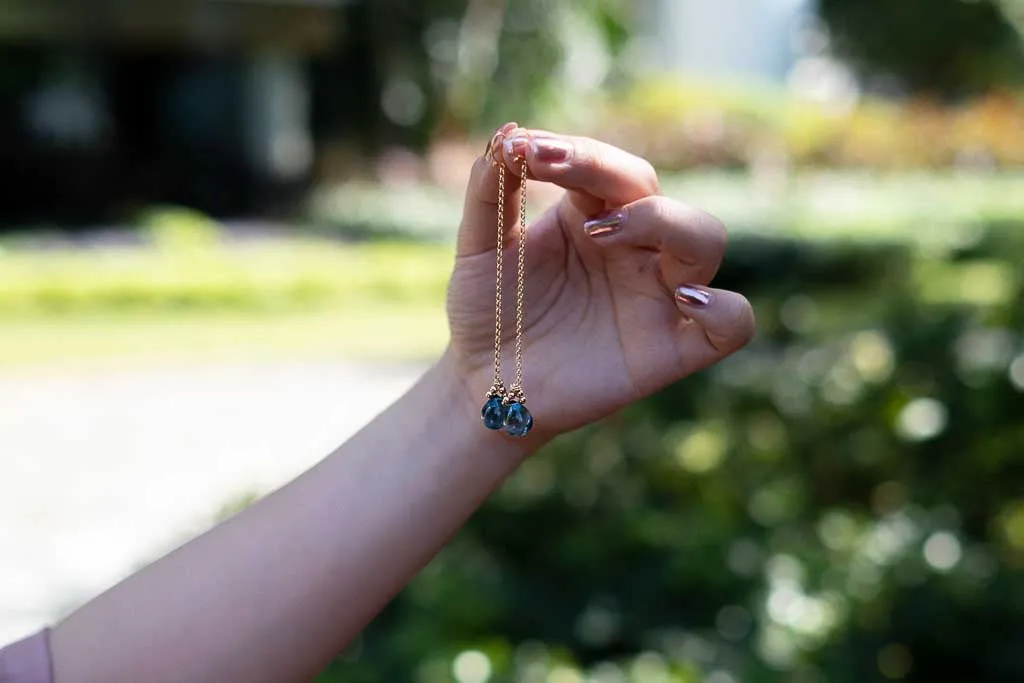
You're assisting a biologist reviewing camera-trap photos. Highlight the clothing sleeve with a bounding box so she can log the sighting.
[0,629,53,683]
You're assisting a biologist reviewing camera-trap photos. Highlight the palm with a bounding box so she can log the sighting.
[448,198,686,435]
[445,127,753,439]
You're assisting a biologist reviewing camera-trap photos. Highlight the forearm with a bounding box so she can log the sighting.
[50,352,536,683]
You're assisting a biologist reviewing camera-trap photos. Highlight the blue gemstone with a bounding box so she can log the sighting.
[503,402,533,437]
[481,396,507,430]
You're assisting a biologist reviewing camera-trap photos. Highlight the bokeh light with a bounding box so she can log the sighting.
[3,1,1024,682]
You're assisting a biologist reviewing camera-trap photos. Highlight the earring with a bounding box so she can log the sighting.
[480,140,533,437]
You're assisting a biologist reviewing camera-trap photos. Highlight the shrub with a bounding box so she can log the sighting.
[317,219,1024,682]
[817,0,1024,95]
[593,80,1024,171]
[0,239,452,314]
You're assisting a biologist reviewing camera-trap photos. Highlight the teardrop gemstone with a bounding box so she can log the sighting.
[502,402,533,437]
[481,396,507,430]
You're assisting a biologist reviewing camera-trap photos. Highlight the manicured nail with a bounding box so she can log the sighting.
[675,285,712,307]
[504,135,530,161]
[584,211,625,237]
[530,138,572,163]
[485,122,518,160]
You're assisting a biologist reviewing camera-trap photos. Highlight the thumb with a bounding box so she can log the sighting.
[456,122,524,257]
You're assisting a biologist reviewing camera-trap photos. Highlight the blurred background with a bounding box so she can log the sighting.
[1,0,1024,681]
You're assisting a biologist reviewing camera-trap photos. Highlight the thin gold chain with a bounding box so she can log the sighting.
[490,157,527,403]
[510,158,528,399]
[491,161,506,394]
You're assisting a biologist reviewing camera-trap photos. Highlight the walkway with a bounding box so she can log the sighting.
[0,359,427,643]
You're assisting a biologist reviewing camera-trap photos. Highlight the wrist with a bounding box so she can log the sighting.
[430,348,550,462]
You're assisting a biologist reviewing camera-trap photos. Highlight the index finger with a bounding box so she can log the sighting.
[502,130,659,214]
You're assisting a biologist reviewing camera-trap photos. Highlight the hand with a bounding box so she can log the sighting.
[444,123,755,442]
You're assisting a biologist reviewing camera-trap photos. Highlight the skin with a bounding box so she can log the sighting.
[48,126,755,683]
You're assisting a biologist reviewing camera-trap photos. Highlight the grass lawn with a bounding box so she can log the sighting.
[0,239,453,368]
[0,305,450,369]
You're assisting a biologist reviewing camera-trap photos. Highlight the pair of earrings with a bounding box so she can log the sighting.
[480,136,533,437]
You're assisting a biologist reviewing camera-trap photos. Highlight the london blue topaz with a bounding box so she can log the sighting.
[503,402,533,437]
[481,395,507,430]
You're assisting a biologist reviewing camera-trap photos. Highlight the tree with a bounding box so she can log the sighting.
[817,0,1024,96]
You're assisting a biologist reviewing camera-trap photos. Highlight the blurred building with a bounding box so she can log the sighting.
[646,0,814,84]
[0,0,339,228]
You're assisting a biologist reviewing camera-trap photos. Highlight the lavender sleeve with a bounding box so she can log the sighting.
[0,630,53,683]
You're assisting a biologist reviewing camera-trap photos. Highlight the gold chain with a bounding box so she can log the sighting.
[481,137,533,436]
[490,159,506,396]
[489,156,528,404]
[509,158,528,402]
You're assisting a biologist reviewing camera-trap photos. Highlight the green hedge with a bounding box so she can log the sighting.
[316,220,1024,683]
[0,238,452,314]
[3,175,1022,318]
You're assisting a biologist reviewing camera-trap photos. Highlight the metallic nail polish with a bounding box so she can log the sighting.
[485,122,518,161]
[583,212,625,237]
[675,285,712,307]
[504,136,530,160]
[530,138,572,163]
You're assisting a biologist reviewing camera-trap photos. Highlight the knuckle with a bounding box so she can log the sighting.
[472,153,493,180]
[708,294,756,354]
[578,137,605,174]
[639,158,660,192]
[649,198,728,255]
[728,295,757,347]
[470,159,497,204]
[711,227,729,262]
[698,209,728,247]
[690,209,728,267]
[646,194,675,225]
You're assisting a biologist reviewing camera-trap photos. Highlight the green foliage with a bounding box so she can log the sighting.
[306,183,463,242]
[1001,0,1024,36]
[596,80,1024,171]
[320,0,627,147]
[0,238,451,314]
[5,174,1024,680]
[322,0,1024,157]
[138,205,225,252]
[2,171,1022,319]
[0,236,456,365]
[817,0,1024,95]
[316,221,1024,682]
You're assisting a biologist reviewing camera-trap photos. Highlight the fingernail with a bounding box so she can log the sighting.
[584,211,625,237]
[675,285,712,307]
[485,122,518,160]
[504,135,530,161]
[530,138,572,164]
